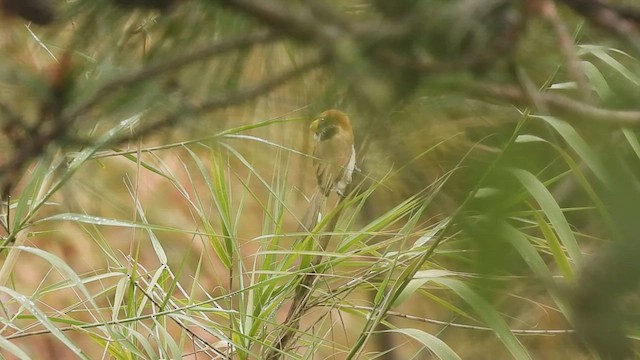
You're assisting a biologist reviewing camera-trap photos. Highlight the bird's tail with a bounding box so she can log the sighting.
[298,190,326,233]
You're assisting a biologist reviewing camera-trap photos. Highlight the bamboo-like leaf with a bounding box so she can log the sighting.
[499,222,571,315]
[127,325,159,358]
[392,328,462,360]
[514,132,615,234]
[529,206,574,279]
[579,60,612,99]
[153,318,181,360]
[509,168,582,266]
[36,213,202,234]
[392,269,454,308]
[12,246,104,314]
[578,45,640,85]
[112,275,129,323]
[133,197,168,264]
[0,335,31,360]
[622,128,640,160]
[10,158,50,233]
[533,115,608,186]
[0,286,90,359]
[434,278,532,360]
[34,114,142,217]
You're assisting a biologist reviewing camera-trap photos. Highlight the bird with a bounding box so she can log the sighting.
[300,109,356,231]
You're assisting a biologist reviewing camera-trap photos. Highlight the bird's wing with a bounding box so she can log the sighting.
[313,133,354,195]
[298,189,326,232]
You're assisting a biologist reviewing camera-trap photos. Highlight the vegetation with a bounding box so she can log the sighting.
[1,0,640,359]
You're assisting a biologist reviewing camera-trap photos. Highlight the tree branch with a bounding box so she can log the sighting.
[540,0,593,101]
[63,30,279,122]
[557,0,640,52]
[106,54,327,144]
[467,82,640,126]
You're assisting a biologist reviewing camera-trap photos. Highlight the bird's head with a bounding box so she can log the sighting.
[310,109,353,141]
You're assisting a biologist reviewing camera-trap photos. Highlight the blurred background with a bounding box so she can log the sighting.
[1,0,640,359]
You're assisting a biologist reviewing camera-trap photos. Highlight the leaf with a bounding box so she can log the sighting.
[578,45,640,86]
[509,169,582,266]
[0,335,31,360]
[622,128,640,160]
[532,115,608,186]
[392,269,455,308]
[10,158,50,232]
[392,328,461,360]
[580,60,612,99]
[36,213,198,234]
[133,198,167,264]
[0,286,90,360]
[500,223,571,315]
[434,278,532,360]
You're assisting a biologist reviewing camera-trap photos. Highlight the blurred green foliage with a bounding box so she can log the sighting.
[1,0,640,359]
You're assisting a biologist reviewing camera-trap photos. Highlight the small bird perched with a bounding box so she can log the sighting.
[301,109,356,231]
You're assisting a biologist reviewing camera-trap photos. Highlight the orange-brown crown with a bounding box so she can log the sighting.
[310,109,352,137]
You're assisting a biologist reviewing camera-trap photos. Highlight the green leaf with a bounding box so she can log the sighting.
[578,45,640,86]
[392,269,455,308]
[433,278,532,360]
[622,128,640,160]
[500,223,571,314]
[36,213,200,235]
[0,335,31,360]
[10,158,49,233]
[533,115,608,186]
[392,328,461,360]
[580,60,612,99]
[509,168,582,266]
[0,286,90,360]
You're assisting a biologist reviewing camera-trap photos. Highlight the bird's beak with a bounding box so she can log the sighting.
[309,119,320,133]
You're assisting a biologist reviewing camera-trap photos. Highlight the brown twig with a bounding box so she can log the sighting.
[130,272,229,359]
[539,0,592,101]
[220,0,345,42]
[103,54,327,145]
[2,53,325,191]
[62,31,279,122]
[466,82,640,126]
[324,304,574,335]
[557,0,640,52]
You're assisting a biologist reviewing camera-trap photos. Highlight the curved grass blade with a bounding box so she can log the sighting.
[433,278,532,360]
[532,115,608,186]
[0,335,31,360]
[509,168,582,266]
[391,328,461,360]
[0,286,90,359]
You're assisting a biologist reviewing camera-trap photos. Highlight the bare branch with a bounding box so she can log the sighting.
[108,54,327,144]
[220,0,347,42]
[63,31,279,122]
[557,0,640,52]
[467,83,640,126]
[326,304,575,335]
[539,0,593,101]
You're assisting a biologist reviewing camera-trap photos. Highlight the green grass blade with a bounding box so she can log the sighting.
[0,286,90,359]
[391,328,461,360]
[433,278,532,360]
[509,168,582,266]
[533,115,608,186]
